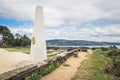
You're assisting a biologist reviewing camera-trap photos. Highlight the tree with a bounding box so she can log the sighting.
[15,33,22,39]
[21,35,31,46]
[0,26,15,46]
[13,33,22,46]
[0,26,31,47]
[14,33,31,47]
[6,33,14,46]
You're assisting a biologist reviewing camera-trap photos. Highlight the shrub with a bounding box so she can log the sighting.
[104,49,120,77]
[25,73,41,80]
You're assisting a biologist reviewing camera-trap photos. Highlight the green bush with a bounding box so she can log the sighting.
[104,49,120,77]
[25,73,41,80]
[106,49,120,57]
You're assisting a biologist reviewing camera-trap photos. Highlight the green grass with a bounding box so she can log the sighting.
[4,47,30,54]
[72,49,115,80]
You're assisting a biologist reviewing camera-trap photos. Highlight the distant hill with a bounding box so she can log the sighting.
[46,39,120,47]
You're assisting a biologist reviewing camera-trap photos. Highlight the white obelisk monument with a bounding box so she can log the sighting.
[30,6,47,63]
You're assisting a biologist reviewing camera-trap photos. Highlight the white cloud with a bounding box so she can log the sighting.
[0,0,120,27]
[45,24,120,42]
[0,0,120,42]
[0,0,114,26]
[95,0,120,21]
[8,23,120,42]
[9,26,33,38]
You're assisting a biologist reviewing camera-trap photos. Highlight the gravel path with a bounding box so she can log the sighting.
[41,50,91,80]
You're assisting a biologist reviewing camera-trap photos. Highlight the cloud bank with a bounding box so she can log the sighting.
[0,0,120,42]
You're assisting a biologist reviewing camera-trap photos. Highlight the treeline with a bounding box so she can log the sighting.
[0,26,31,47]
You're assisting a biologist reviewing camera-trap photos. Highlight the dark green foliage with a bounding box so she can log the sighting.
[21,35,31,46]
[100,47,109,51]
[38,61,61,76]
[106,49,120,57]
[25,73,41,80]
[0,26,14,46]
[109,45,118,50]
[104,48,120,77]
[13,34,31,47]
[0,26,31,47]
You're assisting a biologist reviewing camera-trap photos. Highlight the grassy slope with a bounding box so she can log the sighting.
[72,49,114,80]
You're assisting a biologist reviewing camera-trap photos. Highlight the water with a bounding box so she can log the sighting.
[80,45,120,48]
[56,45,120,49]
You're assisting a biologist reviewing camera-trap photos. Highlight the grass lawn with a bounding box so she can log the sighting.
[4,47,30,54]
[72,49,115,80]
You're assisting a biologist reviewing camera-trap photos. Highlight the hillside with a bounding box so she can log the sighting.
[46,39,120,46]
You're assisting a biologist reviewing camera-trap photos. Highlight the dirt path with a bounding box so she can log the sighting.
[41,50,91,80]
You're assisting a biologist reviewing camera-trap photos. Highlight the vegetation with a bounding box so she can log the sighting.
[0,26,31,47]
[0,26,14,46]
[13,33,31,47]
[104,47,120,78]
[4,47,30,54]
[72,46,120,80]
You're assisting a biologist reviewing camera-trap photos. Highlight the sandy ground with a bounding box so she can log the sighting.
[0,48,32,74]
[41,50,91,80]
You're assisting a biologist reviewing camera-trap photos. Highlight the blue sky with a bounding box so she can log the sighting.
[0,17,33,27]
[0,0,120,42]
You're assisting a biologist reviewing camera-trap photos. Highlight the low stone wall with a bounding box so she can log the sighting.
[0,64,37,80]
[0,49,78,80]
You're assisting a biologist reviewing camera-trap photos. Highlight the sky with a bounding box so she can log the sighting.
[0,0,120,42]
